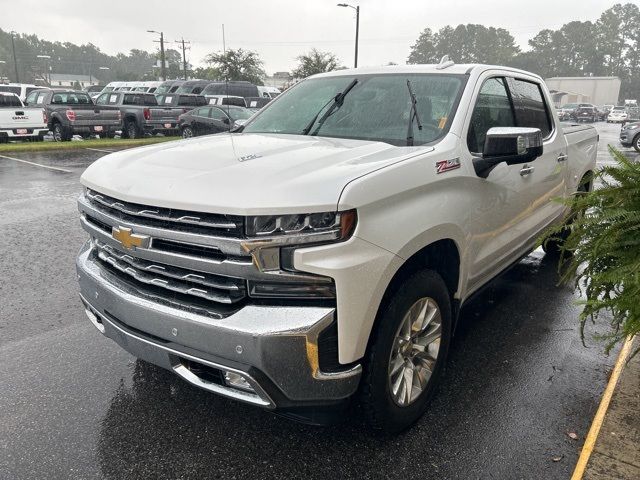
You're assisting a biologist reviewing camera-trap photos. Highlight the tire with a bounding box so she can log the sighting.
[633,134,640,153]
[542,180,589,256]
[52,122,71,142]
[123,120,142,139]
[360,269,452,433]
[181,126,194,139]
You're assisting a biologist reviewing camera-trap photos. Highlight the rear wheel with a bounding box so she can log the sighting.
[633,134,640,153]
[182,126,194,139]
[124,120,142,139]
[361,270,451,433]
[52,122,71,142]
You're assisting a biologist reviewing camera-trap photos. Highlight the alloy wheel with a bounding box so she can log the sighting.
[388,297,442,407]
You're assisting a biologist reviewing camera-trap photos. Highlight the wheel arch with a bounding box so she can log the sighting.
[362,236,463,361]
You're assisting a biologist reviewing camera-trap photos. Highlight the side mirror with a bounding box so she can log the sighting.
[222,117,230,125]
[474,127,543,178]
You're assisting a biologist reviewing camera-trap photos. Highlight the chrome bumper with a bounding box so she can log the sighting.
[76,243,361,409]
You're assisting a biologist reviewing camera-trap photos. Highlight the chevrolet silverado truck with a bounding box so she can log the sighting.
[94,91,182,138]
[0,92,48,142]
[76,63,598,432]
[26,88,121,141]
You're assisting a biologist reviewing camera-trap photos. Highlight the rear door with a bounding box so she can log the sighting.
[462,74,565,292]
[506,77,568,238]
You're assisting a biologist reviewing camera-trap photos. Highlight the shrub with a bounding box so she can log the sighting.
[549,146,639,355]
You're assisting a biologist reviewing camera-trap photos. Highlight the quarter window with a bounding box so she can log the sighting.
[467,77,516,154]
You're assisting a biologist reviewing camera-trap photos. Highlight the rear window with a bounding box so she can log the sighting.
[123,94,158,106]
[0,95,22,107]
[51,92,93,104]
[0,86,21,95]
[510,79,553,137]
[178,95,207,106]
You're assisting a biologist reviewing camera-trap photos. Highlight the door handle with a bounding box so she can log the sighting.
[519,165,535,176]
[557,153,568,162]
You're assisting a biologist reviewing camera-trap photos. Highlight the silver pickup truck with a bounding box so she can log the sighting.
[77,62,597,432]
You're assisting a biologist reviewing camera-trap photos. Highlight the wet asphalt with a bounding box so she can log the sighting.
[0,124,637,480]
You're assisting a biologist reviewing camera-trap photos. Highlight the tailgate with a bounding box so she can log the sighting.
[73,106,120,125]
[150,107,181,122]
[0,108,46,128]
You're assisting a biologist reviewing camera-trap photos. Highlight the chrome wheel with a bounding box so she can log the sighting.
[388,297,442,407]
[53,124,62,142]
[182,126,193,139]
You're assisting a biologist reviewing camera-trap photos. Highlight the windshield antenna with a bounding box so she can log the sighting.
[406,79,423,146]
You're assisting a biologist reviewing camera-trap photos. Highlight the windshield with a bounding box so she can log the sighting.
[243,74,465,146]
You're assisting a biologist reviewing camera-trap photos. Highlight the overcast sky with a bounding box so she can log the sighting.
[0,0,628,74]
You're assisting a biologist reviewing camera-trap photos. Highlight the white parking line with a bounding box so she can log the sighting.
[84,148,115,153]
[0,154,72,173]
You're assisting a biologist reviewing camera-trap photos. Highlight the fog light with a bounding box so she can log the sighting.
[223,371,254,392]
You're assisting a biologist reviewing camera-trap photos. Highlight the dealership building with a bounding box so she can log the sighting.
[545,76,621,107]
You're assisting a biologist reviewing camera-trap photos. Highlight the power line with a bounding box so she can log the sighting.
[174,38,191,80]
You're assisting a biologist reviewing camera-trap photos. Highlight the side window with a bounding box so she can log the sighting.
[510,79,552,137]
[210,108,228,121]
[467,77,516,154]
[26,91,39,105]
[95,93,108,105]
[194,107,210,117]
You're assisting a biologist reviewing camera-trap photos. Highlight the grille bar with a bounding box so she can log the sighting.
[96,241,244,292]
[97,249,243,304]
[86,189,245,236]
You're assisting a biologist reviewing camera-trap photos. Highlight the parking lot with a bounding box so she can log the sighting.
[0,122,637,479]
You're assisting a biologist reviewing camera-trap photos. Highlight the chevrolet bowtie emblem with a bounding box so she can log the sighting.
[111,226,150,250]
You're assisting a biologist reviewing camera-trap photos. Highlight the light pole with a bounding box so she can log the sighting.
[10,31,19,82]
[37,55,51,85]
[337,3,359,68]
[147,30,166,80]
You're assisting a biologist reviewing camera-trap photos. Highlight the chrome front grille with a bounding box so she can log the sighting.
[78,189,335,315]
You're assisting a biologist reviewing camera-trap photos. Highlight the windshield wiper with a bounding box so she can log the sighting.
[406,79,423,146]
[302,78,358,135]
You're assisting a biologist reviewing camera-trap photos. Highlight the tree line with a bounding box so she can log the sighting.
[1,2,638,100]
[407,2,640,101]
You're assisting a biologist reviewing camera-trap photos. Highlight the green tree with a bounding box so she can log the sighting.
[292,49,341,78]
[408,24,520,65]
[203,48,265,85]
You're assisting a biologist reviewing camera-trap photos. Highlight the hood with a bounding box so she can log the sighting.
[81,133,433,215]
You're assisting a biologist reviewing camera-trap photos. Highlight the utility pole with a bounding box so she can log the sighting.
[147,30,166,80]
[10,31,19,82]
[175,37,191,80]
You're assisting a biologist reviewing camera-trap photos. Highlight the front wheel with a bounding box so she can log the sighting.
[360,270,451,433]
[633,134,640,153]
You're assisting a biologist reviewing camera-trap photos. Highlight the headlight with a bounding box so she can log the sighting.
[241,210,357,299]
[246,210,356,238]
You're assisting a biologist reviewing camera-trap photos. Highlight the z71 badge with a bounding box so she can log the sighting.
[436,158,461,174]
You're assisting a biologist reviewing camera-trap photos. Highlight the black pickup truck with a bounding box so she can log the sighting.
[25,88,121,141]
[95,91,182,138]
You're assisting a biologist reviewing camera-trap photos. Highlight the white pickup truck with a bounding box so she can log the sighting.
[76,63,597,432]
[0,92,48,143]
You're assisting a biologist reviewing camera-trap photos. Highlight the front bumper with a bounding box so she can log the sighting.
[76,243,362,409]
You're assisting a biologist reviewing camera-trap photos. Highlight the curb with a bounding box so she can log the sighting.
[571,336,635,480]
